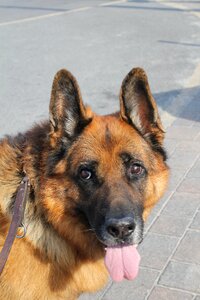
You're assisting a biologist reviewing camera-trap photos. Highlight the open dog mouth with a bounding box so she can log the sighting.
[104,244,141,282]
[76,207,143,282]
[94,233,142,282]
[94,219,144,282]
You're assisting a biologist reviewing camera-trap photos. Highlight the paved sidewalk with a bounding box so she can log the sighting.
[80,92,200,300]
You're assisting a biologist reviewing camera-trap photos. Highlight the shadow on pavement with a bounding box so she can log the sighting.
[154,86,200,123]
[129,0,200,4]
[0,5,68,12]
[158,40,200,48]
[106,4,200,13]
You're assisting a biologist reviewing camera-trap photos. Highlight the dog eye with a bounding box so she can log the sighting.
[128,163,144,177]
[79,168,92,180]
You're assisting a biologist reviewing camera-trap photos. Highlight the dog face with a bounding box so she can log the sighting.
[40,68,169,253]
[67,117,148,247]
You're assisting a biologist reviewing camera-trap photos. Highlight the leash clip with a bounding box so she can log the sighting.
[16,223,26,239]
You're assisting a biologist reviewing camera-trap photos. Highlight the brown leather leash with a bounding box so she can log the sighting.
[0,176,30,275]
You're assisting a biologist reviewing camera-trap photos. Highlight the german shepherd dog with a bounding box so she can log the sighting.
[0,68,169,299]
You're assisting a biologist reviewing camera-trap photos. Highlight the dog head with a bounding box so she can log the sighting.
[40,68,169,252]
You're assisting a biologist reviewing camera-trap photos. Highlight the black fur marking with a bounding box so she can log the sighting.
[105,126,112,145]
[8,193,17,215]
[29,188,35,203]
[25,123,50,178]
[47,143,67,176]
[149,134,168,161]
[6,133,27,150]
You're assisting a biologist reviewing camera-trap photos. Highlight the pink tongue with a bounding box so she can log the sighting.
[104,245,140,282]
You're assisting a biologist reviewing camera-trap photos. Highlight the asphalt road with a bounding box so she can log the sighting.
[0,0,200,138]
[0,1,200,300]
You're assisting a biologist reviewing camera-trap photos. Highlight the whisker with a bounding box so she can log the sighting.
[82,228,95,233]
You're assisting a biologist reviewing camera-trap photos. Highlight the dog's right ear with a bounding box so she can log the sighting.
[49,69,92,147]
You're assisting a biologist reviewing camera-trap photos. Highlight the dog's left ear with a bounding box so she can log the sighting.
[49,69,92,146]
[119,68,165,144]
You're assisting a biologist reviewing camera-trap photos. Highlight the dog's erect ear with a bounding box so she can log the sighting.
[49,69,92,145]
[120,68,165,144]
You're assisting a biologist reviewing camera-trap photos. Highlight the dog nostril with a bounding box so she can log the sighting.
[128,224,135,232]
[107,225,120,238]
[106,219,136,240]
[123,223,135,237]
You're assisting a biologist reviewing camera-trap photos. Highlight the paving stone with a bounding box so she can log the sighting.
[193,120,200,127]
[144,210,158,233]
[172,118,193,127]
[150,191,173,214]
[161,192,200,218]
[195,132,200,141]
[168,150,199,171]
[187,158,200,178]
[157,190,174,208]
[167,168,185,191]
[164,138,178,156]
[148,286,194,300]
[166,126,200,140]
[149,214,189,237]
[138,233,178,270]
[190,212,200,230]
[177,140,200,152]
[144,191,173,232]
[159,261,200,293]
[178,178,200,194]
[102,268,159,300]
[173,230,200,264]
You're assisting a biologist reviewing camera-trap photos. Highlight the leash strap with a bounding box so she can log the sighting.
[0,176,30,275]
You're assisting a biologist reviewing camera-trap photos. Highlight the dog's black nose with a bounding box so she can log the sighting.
[106,217,136,240]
